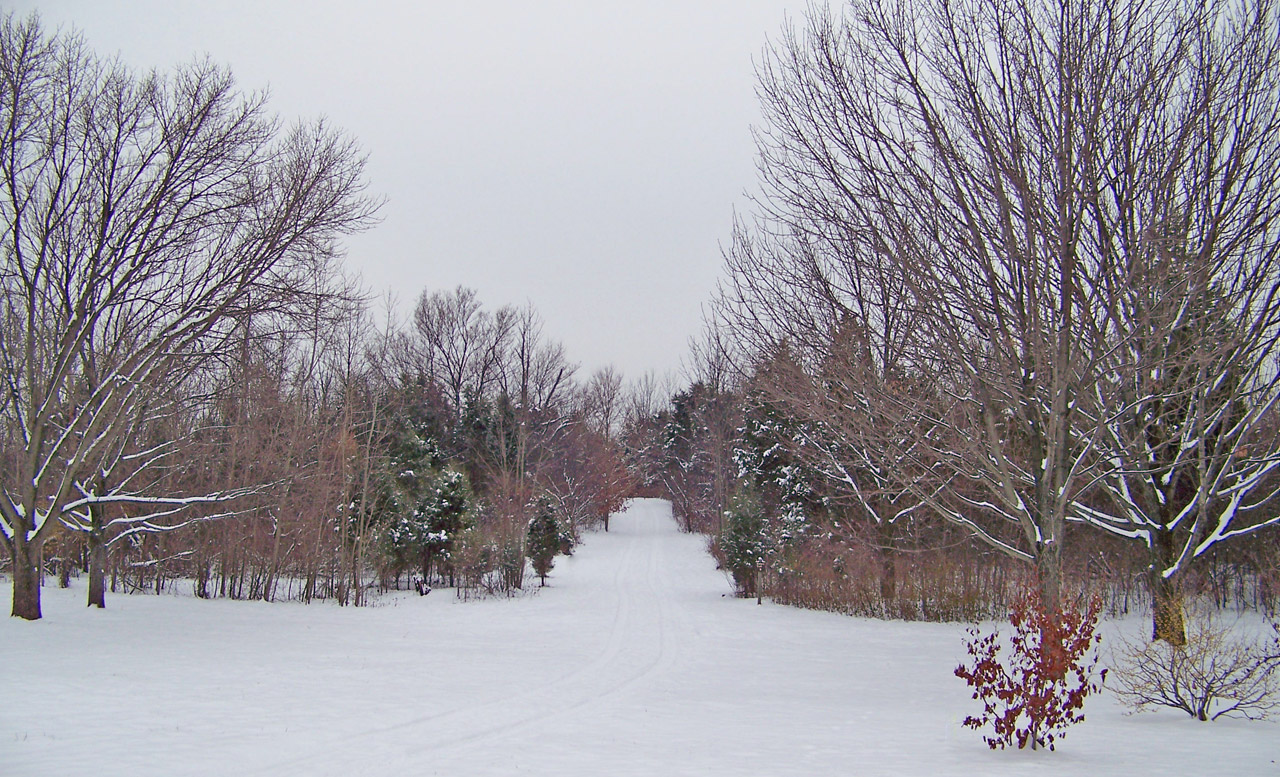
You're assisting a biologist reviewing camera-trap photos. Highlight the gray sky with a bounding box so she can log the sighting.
[12,1,809,381]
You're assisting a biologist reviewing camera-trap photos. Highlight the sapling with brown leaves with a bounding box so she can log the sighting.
[955,591,1106,751]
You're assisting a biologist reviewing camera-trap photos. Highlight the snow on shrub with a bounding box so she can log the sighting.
[954,590,1105,751]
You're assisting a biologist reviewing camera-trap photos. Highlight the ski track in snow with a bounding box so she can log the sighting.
[2,498,1277,776]
[263,507,683,771]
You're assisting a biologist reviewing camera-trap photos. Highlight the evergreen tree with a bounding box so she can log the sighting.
[381,424,475,585]
[526,496,561,586]
[720,486,769,598]
[734,381,823,522]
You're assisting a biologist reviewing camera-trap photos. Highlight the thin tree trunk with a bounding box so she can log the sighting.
[876,519,897,607]
[264,520,282,602]
[87,495,108,608]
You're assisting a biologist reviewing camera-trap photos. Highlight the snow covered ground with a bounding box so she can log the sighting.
[2,498,1276,775]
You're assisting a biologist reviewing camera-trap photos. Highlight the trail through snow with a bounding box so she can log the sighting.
[2,498,1276,775]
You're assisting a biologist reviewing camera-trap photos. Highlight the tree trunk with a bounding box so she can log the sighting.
[876,520,897,607]
[1036,539,1062,615]
[10,533,43,620]
[879,556,897,608]
[1149,530,1188,645]
[264,522,282,602]
[1150,572,1187,646]
[195,560,210,599]
[87,532,107,608]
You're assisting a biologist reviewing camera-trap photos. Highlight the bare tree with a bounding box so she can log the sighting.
[499,305,575,412]
[722,0,1280,624]
[492,304,577,486]
[579,365,625,439]
[412,286,515,419]
[0,15,378,619]
[715,204,944,605]
[621,371,677,433]
[539,408,634,534]
[685,320,743,397]
[723,0,1280,613]
[731,0,1107,608]
[1068,0,1280,643]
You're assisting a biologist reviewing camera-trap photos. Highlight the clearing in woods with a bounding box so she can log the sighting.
[1,498,1275,775]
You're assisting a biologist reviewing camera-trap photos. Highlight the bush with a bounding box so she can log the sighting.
[1110,613,1280,721]
[768,535,1016,621]
[955,590,1105,751]
[452,510,527,600]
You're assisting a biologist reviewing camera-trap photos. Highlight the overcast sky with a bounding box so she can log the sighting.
[12,1,811,382]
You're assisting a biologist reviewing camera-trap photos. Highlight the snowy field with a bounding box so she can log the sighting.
[2,498,1276,776]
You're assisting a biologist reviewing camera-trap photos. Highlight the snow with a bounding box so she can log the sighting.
[2,498,1277,775]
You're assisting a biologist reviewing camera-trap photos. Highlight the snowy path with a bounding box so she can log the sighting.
[3,498,1276,775]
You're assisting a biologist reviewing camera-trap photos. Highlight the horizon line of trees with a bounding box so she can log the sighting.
[18,279,645,613]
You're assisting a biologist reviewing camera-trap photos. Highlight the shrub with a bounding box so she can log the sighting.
[452,508,528,599]
[1110,613,1280,721]
[955,590,1105,751]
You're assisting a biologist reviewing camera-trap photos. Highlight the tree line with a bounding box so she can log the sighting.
[0,14,633,619]
[626,0,1280,647]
